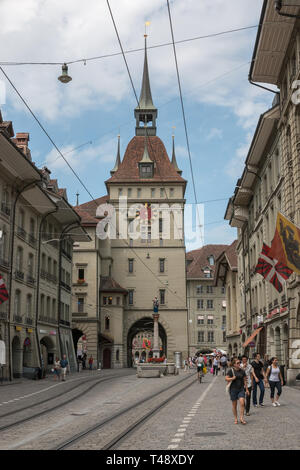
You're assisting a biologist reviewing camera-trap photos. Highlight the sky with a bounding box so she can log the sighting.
[0,0,275,251]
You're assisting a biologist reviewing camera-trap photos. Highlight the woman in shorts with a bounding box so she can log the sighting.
[226,357,250,425]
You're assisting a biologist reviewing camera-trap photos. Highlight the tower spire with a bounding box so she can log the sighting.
[110,135,121,175]
[134,34,158,136]
[171,134,182,175]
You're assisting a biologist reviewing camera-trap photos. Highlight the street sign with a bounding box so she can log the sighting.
[249,341,256,347]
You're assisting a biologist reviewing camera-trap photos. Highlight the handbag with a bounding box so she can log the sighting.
[203,367,207,374]
[226,368,234,396]
[210,367,214,374]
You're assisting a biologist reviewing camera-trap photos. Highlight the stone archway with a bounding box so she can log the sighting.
[40,336,55,370]
[126,317,168,367]
[12,336,22,378]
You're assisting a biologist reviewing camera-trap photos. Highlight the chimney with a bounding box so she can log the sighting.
[13,133,31,160]
[41,166,51,183]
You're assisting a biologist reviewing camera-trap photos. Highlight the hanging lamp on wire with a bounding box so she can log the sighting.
[58,63,72,83]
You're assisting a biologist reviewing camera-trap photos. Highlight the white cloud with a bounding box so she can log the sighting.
[44,136,118,171]
[225,131,253,180]
[0,0,267,127]
[206,127,223,141]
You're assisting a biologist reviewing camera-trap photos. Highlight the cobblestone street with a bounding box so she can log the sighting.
[0,369,299,450]
[121,371,300,451]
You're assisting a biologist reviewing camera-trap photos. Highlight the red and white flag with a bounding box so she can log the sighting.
[0,274,9,304]
[255,243,293,293]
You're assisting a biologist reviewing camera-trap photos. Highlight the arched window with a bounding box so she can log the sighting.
[105,316,110,330]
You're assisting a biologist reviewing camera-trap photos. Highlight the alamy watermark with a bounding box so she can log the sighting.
[95,197,204,245]
[0,80,6,105]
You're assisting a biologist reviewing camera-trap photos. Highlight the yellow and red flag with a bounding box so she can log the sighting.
[269,212,300,275]
[142,338,151,349]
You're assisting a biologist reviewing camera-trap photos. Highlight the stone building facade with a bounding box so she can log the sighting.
[186,244,228,357]
[72,39,188,368]
[224,0,300,384]
[214,241,241,357]
[0,111,88,380]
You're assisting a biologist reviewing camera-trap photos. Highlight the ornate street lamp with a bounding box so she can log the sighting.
[58,63,72,83]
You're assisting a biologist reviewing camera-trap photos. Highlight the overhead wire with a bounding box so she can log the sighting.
[166,0,204,246]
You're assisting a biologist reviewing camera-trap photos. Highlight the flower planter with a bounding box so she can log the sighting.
[136,363,167,378]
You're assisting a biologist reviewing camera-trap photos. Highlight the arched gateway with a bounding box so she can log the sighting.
[127,317,167,367]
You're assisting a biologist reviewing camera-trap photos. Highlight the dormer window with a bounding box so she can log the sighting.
[139,163,153,178]
[208,255,214,266]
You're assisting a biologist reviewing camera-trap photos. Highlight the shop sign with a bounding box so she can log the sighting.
[27,328,33,333]
[39,329,48,334]
[49,331,56,336]
[15,326,22,331]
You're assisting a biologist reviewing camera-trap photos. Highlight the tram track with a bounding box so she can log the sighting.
[0,371,133,432]
[54,372,198,450]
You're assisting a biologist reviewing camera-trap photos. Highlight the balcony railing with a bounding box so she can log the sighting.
[15,270,24,281]
[1,202,10,217]
[0,311,7,320]
[60,281,71,292]
[38,315,55,324]
[281,294,286,303]
[62,248,72,261]
[60,319,70,327]
[13,314,23,323]
[0,257,9,269]
[27,275,35,285]
[25,317,33,325]
[17,226,26,240]
[28,234,37,247]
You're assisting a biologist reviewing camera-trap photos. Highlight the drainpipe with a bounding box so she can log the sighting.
[35,207,58,371]
[7,180,39,381]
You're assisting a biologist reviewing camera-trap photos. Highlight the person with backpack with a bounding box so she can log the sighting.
[60,354,69,381]
[226,357,250,425]
[266,357,284,407]
[220,354,228,376]
[196,354,205,382]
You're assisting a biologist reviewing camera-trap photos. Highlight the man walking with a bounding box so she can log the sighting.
[220,354,228,375]
[60,354,69,381]
[196,354,205,382]
[251,353,266,407]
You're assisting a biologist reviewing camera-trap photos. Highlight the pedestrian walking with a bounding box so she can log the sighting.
[240,355,253,416]
[88,355,94,370]
[266,357,284,407]
[251,353,266,407]
[220,354,228,375]
[82,353,87,370]
[196,354,205,382]
[226,357,249,425]
[213,356,220,376]
[184,359,188,371]
[60,354,69,381]
[53,356,61,381]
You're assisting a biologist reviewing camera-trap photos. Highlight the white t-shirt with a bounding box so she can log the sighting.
[268,365,281,382]
[197,357,204,365]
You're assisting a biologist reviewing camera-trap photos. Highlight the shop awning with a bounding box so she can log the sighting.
[243,327,263,348]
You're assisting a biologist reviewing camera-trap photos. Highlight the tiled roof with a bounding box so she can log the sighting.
[224,240,238,270]
[74,195,109,225]
[186,244,229,279]
[100,276,127,294]
[105,136,186,184]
